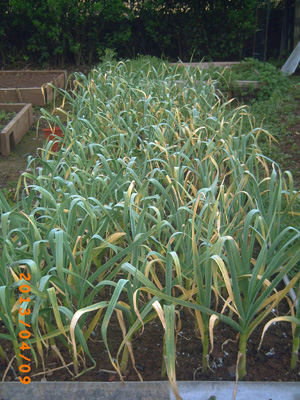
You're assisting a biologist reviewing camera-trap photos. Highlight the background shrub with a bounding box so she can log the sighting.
[0,0,259,66]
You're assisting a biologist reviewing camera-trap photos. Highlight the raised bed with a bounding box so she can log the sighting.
[170,79,261,97]
[170,61,241,69]
[170,62,261,94]
[170,79,261,88]
[0,70,67,106]
[0,103,33,157]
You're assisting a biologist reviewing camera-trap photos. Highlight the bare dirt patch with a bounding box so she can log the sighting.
[0,72,65,88]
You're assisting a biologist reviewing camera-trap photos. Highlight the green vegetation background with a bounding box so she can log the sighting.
[0,0,269,66]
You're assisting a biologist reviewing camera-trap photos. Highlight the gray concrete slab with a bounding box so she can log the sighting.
[173,381,300,400]
[0,381,169,400]
[0,381,299,400]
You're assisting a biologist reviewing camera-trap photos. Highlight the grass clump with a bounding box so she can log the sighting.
[0,110,17,130]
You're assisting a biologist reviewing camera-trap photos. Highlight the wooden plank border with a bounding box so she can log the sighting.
[0,103,34,157]
[0,71,67,106]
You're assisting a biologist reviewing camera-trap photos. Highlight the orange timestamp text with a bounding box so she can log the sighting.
[17,270,32,384]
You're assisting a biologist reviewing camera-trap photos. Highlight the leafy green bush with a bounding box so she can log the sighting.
[5,0,131,65]
[1,0,258,65]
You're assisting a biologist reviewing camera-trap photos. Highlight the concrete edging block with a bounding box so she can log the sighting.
[0,381,170,400]
[0,381,299,400]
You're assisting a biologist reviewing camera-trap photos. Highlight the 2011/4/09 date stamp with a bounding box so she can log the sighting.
[18,270,32,384]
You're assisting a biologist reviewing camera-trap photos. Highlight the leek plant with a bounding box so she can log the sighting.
[0,58,299,395]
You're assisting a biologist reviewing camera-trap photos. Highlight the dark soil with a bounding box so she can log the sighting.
[0,302,299,383]
[0,72,65,88]
[280,117,300,183]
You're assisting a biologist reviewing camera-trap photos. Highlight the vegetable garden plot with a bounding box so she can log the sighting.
[0,59,300,400]
[0,71,67,106]
[170,61,264,97]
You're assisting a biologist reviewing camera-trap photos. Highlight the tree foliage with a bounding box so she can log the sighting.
[0,0,258,65]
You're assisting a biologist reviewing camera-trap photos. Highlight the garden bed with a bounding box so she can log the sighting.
[170,61,241,69]
[0,103,33,156]
[0,71,67,106]
[171,61,262,95]
[0,59,299,400]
